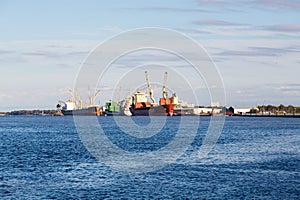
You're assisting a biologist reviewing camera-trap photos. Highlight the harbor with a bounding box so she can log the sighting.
[2,1,300,199]
[1,72,299,117]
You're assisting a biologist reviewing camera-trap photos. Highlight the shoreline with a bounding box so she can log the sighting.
[232,114,300,118]
[2,113,300,118]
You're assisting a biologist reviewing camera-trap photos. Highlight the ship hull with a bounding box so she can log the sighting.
[129,106,167,116]
[104,111,123,116]
[61,106,100,116]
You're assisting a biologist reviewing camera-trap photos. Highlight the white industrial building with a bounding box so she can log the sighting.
[233,107,258,115]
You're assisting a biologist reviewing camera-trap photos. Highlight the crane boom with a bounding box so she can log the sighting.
[162,72,168,99]
[89,89,100,106]
[145,71,156,104]
[69,89,74,100]
[75,89,83,109]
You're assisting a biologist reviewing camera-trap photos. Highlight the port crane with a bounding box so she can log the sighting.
[145,71,156,104]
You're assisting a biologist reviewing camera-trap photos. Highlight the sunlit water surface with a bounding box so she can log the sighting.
[1,116,299,199]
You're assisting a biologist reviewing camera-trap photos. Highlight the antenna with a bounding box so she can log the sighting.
[162,72,168,99]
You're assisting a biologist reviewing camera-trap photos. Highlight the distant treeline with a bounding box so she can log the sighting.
[4,110,57,116]
[252,104,300,114]
[2,104,300,116]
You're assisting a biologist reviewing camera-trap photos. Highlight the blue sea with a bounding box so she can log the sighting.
[1,116,299,199]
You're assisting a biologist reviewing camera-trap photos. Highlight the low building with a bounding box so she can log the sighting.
[233,107,258,115]
[176,100,194,108]
[193,107,212,115]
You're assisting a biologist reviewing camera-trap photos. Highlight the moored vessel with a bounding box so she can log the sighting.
[129,91,167,116]
[57,89,101,116]
[129,71,178,116]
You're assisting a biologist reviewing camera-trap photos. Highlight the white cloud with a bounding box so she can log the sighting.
[250,0,300,10]
[196,0,300,11]
[193,19,247,26]
[261,24,300,33]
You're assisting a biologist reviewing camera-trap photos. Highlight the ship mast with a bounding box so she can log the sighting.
[145,71,156,104]
[162,72,168,99]
[75,89,83,109]
[117,86,121,105]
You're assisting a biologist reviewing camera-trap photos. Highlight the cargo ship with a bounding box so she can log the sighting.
[129,71,178,116]
[57,89,101,116]
[129,90,167,116]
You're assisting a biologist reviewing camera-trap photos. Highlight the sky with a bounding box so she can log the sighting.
[0,0,300,111]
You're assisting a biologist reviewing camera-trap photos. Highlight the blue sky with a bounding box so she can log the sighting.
[1,0,300,111]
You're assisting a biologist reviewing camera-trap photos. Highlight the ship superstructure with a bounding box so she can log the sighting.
[158,72,178,116]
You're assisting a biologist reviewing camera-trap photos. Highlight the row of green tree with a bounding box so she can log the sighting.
[251,104,300,114]
[7,110,57,116]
